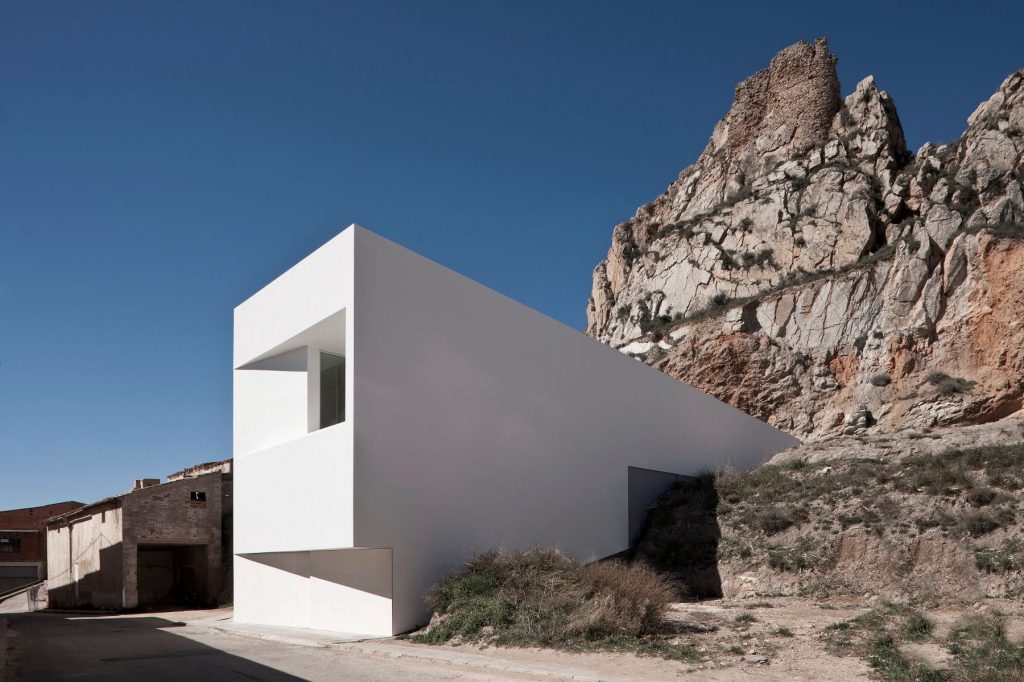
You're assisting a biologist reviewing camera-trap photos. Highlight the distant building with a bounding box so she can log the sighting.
[46,460,232,610]
[0,502,83,593]
[232,226,798,636]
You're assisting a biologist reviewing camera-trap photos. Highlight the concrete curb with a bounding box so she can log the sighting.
[196,618,378,647]
[340,640,631,682]
[192,619,630,681]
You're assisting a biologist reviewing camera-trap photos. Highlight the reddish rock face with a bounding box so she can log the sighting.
[587,41,1024,439]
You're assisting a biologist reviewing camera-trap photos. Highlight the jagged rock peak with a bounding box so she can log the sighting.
[586,40,908,343]
[587,42,1024,441]
[708,38,841,167]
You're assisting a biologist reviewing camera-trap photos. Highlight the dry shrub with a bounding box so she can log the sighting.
[410,548,685,656]
[579,560,677,638]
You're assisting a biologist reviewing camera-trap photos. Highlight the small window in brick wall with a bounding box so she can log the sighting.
[0,537,21,553]
[190,491,207,503]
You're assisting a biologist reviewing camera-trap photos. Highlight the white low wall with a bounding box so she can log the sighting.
[233,422,353,555]
[234,549,391,636]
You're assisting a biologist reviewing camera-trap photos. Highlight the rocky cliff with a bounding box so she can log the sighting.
[586,39,1024,439]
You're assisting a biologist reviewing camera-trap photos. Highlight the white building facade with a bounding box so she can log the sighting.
[233,225,798,636]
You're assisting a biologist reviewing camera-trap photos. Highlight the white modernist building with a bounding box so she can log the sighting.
[233,225,798,636]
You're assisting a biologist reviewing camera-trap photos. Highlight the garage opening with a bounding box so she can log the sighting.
[137,545,209,608]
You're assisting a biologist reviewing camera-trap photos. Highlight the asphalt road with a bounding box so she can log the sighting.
[2,611,536,681]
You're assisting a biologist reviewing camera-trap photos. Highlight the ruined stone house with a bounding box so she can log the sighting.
[45,460,232,610]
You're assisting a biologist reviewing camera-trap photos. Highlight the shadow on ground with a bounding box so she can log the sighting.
[5,611,304,681]
[629,474,724,599]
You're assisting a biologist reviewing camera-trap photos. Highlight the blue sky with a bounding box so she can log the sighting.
[2,1,1023,508]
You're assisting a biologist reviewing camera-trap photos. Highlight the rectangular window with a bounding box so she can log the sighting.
[190,491,206,502]
[320,352,346,428]
[0,537,21,553]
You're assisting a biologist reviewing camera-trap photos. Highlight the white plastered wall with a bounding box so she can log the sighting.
[233,229,370,630]
[233,225,799,636]
[348,227,799,634]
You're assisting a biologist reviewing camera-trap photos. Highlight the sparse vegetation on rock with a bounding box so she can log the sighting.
[631,425,1024,605]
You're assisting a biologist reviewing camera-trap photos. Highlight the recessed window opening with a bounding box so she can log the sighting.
[190,491,206,502]
[0,537,21,553]
[320,352,346,428]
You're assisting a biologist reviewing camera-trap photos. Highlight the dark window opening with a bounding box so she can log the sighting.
[190,491,206,502]
[320,352,346,428]
[0,537,21,553]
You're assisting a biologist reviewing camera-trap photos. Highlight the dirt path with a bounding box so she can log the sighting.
[12,599,1014,680]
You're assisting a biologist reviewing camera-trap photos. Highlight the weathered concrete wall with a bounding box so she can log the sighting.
[46,472,230,610]
[46,502,124,609]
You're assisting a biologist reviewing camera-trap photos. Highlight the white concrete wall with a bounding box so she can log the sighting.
[309,549,392,635]
[233,230,356,628]
[234,549,391,636]
[234,423,353,554]
[234,553,311,628]
[234,225,798,636]
[349,227,799,633]
[234,347,311,457]
[233,230,354,369]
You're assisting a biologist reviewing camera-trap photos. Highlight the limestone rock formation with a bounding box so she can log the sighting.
[586,39,1024,439]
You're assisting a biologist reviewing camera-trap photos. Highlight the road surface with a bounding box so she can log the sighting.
[3,610,542,681]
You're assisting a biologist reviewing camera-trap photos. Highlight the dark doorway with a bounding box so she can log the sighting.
[627,466,686,545]
[630,473,723,599]
[137,545,209,608]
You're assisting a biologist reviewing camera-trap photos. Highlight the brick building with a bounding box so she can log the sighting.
[0,502,83,593]
[46,460,232,610]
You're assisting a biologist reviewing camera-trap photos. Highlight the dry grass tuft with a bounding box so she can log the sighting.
[409,547,694,659]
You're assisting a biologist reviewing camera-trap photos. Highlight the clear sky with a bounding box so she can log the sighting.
[2,1,1022,509]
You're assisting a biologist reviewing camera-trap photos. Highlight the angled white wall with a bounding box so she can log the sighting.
[348,227,799,633]
[233,225,799,636]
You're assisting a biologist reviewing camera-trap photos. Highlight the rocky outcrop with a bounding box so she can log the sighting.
[586,39,1024,439]
[633,419,1024,604]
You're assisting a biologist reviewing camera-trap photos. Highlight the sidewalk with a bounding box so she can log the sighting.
[194,612,384,647]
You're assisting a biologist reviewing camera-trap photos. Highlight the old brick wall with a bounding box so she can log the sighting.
[0,502,83,591]
[122,473,223,608]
